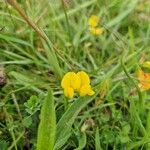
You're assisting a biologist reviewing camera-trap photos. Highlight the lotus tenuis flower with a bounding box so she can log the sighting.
[61,71,95,98]
[88,15,99,27]
[142,61,150,69]
[89,27,104,36]
[137,69,150,91]
[88,15,104,36]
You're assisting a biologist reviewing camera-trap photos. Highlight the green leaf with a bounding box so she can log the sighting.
[120,135,130,143]
[54,95,96,150]
[42,41,62,80]
[0,140,8,150]
[23,117,32,128]
[36,89,56,150]
[75,132,87,150]
[95,127,102,150]
[24,95,40,115]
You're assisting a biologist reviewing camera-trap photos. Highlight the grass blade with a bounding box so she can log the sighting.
[95,127,102,150]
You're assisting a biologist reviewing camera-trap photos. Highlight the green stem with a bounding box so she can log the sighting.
[120,52,144,114]
[64,97,68,110]
[61,0,72,42]
[146,109,150,149]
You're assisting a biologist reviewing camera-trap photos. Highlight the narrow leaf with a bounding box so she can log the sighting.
[37,89,56,150]
[55,95,96,150]
[75,132,87,150]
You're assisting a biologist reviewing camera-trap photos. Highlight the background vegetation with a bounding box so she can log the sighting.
[0,0,150,149]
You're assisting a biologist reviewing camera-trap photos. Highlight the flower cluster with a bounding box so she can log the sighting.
[61,71,95,98]
[88,15,104,35]
[137,69,150,91]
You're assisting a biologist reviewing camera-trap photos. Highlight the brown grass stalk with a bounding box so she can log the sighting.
[6,0,48,42]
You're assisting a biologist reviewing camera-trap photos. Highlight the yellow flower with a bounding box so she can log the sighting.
[142,61,150,69]
[61,71,95,98]
[88,15,99,27]
[89,27,104,36]
[88,15,104,36]
[137,69,150,91]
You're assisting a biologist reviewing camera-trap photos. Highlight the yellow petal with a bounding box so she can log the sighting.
[77,71,90,87]
[64,87,74,98]
[79,85,89,97]
[79,85,94,97]
[88,15,99,27]
[61,72,74,88]
[70,73,81,90]
[89,27,104,35]
[87,88,95,96]
[61,71,81,92]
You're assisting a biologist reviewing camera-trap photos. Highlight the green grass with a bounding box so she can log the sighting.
[0,0,150,149]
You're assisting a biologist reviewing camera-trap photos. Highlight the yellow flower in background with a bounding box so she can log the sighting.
[88,15,104,36]
[89,27,104,36]
[142,61,150,69]
[137,69,150,91]
[61,71,95,98]
[88,15,99,27]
